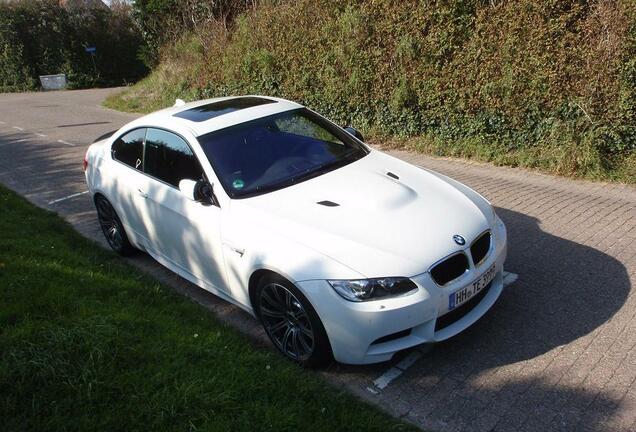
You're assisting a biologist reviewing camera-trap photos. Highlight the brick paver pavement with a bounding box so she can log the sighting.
[0,89,634,432]
[346,150,636,432]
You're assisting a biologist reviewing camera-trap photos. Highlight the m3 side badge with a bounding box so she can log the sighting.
[453,235,466,246]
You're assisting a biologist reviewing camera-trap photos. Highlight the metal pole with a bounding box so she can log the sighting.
[90,52,97,75]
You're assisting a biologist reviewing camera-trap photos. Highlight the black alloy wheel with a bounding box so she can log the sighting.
[257,274,332,367]
[95,195,135,255]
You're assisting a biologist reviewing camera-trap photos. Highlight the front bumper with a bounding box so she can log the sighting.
[297,216,508,364]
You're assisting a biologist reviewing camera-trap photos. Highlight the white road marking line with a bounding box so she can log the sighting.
[0,121,5,124]
[396,351,422,370]
[13,126,24,131]
[0,138,28,145]
[48,190,89,205]
[57,139,75,147]
[372,367,403,390]
[35,133,47,137]
[503,271,518,287]
[370,351,422,392]
[367,271,519,394]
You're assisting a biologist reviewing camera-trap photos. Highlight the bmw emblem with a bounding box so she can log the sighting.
[453,235,466,246]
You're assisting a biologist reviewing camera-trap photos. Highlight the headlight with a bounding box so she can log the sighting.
[328,277,418,302]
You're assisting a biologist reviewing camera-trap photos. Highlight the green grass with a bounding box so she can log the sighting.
[372,133,636,184]
[0,186,414,432]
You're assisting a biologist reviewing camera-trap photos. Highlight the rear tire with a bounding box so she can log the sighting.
[255,273,332,368]
[95,195,135,256]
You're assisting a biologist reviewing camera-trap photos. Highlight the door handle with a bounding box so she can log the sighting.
[224,242,245,257]
[137,188,148,198]
[229,246,245,257]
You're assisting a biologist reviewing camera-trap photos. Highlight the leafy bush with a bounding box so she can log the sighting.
[132,0,254,67]
[0,0,147,92]
[109,0,636,181]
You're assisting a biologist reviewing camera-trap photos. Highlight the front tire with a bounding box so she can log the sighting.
[95,195,135,256]
[256,274,332,368]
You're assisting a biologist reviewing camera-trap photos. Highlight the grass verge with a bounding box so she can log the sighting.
[372,133,636,184]
[0,186,414,431]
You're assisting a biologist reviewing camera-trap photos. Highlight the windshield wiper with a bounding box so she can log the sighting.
[314,149,359,172]
[241,149,365,198]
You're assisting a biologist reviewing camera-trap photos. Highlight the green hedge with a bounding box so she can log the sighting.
[0,0,147,92]
[109,0,636,180]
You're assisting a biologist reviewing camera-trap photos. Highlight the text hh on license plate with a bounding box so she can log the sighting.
[448,263,496,310]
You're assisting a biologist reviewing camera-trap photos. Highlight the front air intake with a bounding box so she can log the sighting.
[430,253,469,286]
[370,329,412,345]
[470,231,491,267]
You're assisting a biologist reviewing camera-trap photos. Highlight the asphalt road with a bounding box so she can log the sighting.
[1,89,635,432]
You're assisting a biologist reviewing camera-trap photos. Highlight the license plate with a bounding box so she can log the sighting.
[448,264,496,310]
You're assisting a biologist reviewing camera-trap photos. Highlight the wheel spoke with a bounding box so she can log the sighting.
[284,289,292,310]
[273,285,286,305]
[261,290,284,312]
[290,329,301,359]
[298,322,313,341]
[297,331,312,353]
[268,320,288,334]
[281,326,293,351]
[261,305,285,319]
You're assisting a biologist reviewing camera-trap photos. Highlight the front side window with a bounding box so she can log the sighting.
[143,128,204,187]
[112,128,145,170]
[197,108,368,198]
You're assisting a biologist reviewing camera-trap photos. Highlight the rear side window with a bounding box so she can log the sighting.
[144,128,204,187]
[112,128,145,170]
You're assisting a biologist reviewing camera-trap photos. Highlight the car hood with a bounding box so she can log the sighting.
[231,150,492,278]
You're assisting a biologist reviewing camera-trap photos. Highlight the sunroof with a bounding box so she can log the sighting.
[173,97,277,122]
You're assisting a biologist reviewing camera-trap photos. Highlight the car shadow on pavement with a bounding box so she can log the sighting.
[331,206,632,431]
[0,131,87,206]
[447,206,630,366]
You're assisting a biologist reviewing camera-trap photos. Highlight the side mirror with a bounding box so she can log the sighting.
[179,179,199,201]
[179,179,218,206]
[344,126,364,142]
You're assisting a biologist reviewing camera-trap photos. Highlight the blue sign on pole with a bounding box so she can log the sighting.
[85,47,97,75]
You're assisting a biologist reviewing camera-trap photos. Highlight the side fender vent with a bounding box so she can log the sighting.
[317,200,340,207]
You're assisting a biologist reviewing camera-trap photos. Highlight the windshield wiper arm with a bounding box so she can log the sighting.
[246,150,364,197]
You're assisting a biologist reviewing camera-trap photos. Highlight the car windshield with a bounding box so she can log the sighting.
[197,108,369,198]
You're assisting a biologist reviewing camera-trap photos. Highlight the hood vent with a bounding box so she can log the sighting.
[386,171,399,180]
[317,200,340,207]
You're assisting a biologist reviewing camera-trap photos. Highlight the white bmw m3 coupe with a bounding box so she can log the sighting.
[84,96,507,366]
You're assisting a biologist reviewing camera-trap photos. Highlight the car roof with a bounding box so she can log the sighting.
[126,95,303,137]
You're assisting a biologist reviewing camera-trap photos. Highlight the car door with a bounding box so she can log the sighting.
[140,127,229,292]
[109,128,152,247]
